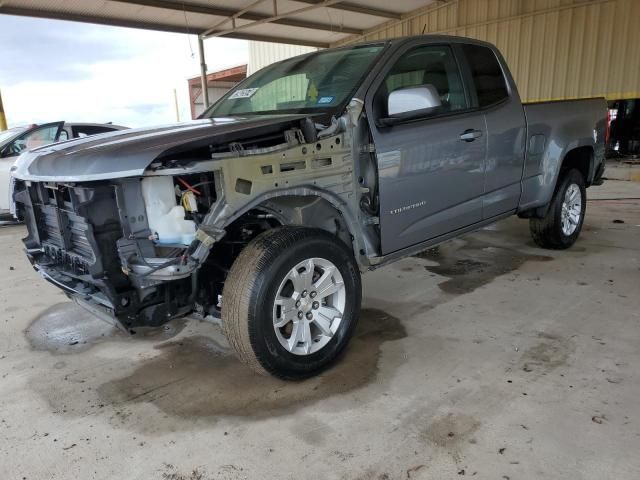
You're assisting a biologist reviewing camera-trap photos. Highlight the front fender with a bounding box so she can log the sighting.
[208,186,371,265]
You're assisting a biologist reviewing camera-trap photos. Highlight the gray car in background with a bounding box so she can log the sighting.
[11,36,606,379]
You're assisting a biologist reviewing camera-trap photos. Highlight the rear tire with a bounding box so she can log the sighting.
[221,227,361,379]
[529,169,586,249]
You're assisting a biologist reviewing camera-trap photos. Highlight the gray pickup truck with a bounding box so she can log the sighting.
[12,36,606,379]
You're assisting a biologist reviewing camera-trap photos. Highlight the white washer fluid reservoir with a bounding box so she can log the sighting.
[141,176,196,245]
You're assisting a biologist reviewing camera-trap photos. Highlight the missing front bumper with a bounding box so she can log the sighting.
[70,295,125,331]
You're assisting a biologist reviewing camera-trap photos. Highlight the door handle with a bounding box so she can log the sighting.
[459,129,483,142]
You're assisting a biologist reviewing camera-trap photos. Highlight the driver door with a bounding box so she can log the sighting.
[366,43,487,254]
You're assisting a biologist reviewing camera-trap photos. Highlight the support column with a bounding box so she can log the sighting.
[0,88,7,131]
[198,36,210,110]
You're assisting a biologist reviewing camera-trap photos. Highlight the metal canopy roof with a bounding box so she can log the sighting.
[0,0,438,48]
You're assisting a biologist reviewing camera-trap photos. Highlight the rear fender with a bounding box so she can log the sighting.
[518,143,594,218]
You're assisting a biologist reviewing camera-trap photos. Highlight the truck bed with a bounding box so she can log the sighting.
[519,97,608,212]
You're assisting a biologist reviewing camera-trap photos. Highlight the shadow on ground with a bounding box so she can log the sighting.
[96,308,406,419]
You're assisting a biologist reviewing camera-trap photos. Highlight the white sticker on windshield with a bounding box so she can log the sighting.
[228,88,258,99]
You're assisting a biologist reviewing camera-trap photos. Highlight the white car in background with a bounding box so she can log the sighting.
[0,121,128,218]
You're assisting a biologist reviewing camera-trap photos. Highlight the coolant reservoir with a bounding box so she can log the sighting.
[141,176,196,245]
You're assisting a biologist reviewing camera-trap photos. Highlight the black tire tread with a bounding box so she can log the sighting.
[221,228,291,376]
[529,168,586,250]
[529,212,559,249]
[221,226,358,378]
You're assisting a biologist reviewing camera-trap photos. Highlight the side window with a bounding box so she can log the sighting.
[6,125,60,156]
[58,130,69,141]
[461,44,509,107]
[375,45,467,119]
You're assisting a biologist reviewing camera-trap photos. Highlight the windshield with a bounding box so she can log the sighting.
[204,44,385,117]
[0,126,27,144]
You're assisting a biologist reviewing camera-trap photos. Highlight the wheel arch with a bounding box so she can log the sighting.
[519,144,595,219]
[559,145,595,187]
[220,187,364,260]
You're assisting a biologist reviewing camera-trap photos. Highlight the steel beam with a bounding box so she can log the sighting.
[108,0,363,35]
[0,88,7,131]
[203,0,345,38]
[294,0,402,19]
[0,6,331,47]
[0,6,204,35]
[198,36,210,110]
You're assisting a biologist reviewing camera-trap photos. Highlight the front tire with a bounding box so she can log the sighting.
[221,227,361,379]
[529,168,586,249]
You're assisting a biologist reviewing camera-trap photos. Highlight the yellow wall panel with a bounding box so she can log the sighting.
[332,0,640,101]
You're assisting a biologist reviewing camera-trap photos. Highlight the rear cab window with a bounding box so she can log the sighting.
[460,44,509,108]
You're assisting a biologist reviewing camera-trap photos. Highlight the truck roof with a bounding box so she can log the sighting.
[353,34,497,50]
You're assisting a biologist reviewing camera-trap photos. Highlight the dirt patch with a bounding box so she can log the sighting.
[422,413,480,448]
[520,332,574,373]
[421,413,480,463]
[93,308,406,421]
[415,238,552,295]
[291,416,334,446]
[161,464,214,480]
[25,302,185,354]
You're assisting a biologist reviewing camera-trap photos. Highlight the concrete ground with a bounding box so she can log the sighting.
[604,158,640,182]
[1,180,639,480]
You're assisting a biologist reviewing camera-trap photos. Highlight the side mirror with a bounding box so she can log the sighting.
[388,84,441,116]
[378,84,442,127]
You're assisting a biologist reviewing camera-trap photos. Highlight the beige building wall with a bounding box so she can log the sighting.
[247,41,317,75]
[332,0,640,102]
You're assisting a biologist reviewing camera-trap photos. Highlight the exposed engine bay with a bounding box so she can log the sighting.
[12,103,381,329]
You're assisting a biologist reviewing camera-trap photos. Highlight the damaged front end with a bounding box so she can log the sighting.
[13,106,376,329]
[14,173,215,328]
